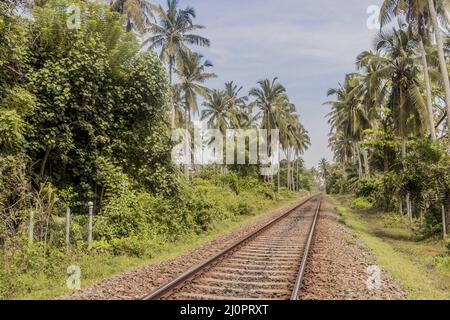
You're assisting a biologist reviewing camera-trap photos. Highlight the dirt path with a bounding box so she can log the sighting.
[298,198,405,300]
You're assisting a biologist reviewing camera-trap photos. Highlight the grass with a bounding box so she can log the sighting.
[332,195,450,300]
[10,192,307,300]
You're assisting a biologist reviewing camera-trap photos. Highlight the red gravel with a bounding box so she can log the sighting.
[298,198,405,300]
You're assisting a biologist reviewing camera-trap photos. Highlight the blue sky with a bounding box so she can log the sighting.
[153,0,383,168]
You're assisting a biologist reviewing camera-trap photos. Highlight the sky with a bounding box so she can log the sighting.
[152,0,384,168]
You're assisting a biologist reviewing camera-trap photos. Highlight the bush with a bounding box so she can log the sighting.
[351,197,374,210]
[232,201,254,216]
[110,237,150,257]
[355,178,383,205]
[382,213,408,228]
[90,239,113,256]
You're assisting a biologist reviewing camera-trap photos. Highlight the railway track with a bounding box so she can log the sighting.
[142,196,322,300]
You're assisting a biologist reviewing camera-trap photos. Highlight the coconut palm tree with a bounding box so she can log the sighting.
[143,0,210,84]
[379,0,447,141]
[326,75,371,179]
[143,0,210,127]
[201,90,233,135]
[359,27,428,151]
[175,51,217,124]
[172,85,186,127]
[250,78,289,191]
[223,81,253,129]
[109,0,154,33]
[250,78,289,136]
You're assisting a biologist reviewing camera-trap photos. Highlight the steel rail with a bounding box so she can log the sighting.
[290,198,322,300]
[141,195,317,300]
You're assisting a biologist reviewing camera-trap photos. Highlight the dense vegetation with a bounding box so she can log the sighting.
[323,0,450,241]
[0,0,313,298]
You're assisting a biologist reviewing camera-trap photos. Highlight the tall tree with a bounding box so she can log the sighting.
[175,51,216,123]
[201,90,233,135]
[250,78,289,191]
[143,0,210,127]
[380,0,444,141]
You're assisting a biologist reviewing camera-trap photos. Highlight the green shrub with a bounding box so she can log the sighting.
[90,239,113,256]
[233,201,255,216]
[351,197,374,210]
[110,237,150,257]
[382,213,408,229]
[355,178,383,205]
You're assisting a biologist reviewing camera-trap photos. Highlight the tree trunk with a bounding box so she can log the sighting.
[428,0,450,147]
[184,104,189,176]
[406,193,412,226]
[355,144,363,179]
[277,166,280,194]
[383,146,390,211]
[362,147,370,177]
[277,147,280,194]
[169,59,175,128]
[419,35,437,141]
[39,147,51,178]
[286,149,290,190]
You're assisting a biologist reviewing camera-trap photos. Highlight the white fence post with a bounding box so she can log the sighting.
[87,201,93,248]
[65,207,71,246]
[442,205,447,238]
[28,210,34,243]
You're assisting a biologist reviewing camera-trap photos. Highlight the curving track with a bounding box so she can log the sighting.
[142,196,322,300]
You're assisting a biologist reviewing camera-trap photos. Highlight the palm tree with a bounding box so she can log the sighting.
[172,85,186,127]
[143,0,210,127]
[326,75,371,179]
[175,51,217,124]
[352,26,428,221]
[222,81,256,129]
[361,27,428,152]
[109,0,154,33]
[250,78,289,191]
[250,78,289,135]
[380,0,442,141]
[201,90,233,135]
[144,0,210,84]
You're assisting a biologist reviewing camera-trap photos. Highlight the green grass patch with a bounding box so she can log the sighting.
[332,195,450,300]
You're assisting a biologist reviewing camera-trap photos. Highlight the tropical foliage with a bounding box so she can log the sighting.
[326,0,450,239]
